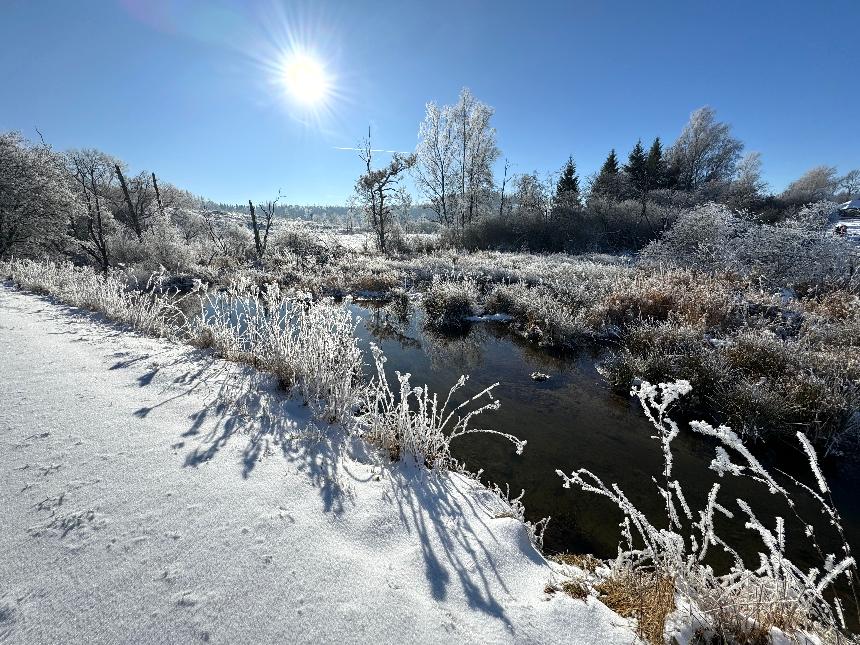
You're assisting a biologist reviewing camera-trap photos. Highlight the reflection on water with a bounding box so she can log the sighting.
[350,299,860,577]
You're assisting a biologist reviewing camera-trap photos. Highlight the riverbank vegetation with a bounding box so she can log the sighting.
[2,92,859,642]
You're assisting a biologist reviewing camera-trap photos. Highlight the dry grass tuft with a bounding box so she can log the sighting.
[552,552,601,573]
[596,568,675,645]
[560,580,590,601]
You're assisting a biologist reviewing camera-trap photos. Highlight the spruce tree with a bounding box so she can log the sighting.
[555,156,580,206]
[645,137,666,190]
[592,149,620,200]
[600,149,620,176]
[624,140,648,193]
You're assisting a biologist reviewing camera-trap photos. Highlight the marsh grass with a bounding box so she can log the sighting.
[557,380,859,643]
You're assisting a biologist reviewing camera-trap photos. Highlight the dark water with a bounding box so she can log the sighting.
[349,300,860,577]
[192,291,860,621]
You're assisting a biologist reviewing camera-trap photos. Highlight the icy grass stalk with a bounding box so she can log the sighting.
[359,343,525,467]
[557,380,858,641]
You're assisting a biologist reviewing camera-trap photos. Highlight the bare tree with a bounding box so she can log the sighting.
[67,149,118,273]
[114,165,158,240]
[356,128,416,254]
[498,158,511,218]
[151,172,164,217]
[248,196,278,258]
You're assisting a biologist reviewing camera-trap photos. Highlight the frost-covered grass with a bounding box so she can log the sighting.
[4,258,186,338]
[359,342,524,465]
[190,278,363,424]
[557,380,858,643]
[3,258,527,473]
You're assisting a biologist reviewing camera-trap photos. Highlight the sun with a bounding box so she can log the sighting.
[281,52,329,105]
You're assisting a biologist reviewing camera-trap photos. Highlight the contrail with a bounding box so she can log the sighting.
[333,146,411,154]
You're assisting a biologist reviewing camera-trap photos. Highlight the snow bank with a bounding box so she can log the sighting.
[0,286,637,644]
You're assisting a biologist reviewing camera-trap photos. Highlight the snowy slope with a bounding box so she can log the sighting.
[0,286,638,645]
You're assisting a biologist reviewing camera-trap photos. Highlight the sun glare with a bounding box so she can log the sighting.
[281,52,329,105]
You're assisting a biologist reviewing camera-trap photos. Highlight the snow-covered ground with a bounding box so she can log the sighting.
[840,217,860,246]
[0,286,637,644]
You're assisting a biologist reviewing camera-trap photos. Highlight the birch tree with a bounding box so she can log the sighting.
[414,101,457,227]
[667,106,743,190]
[415,88,500,230]
[455,88,499,228]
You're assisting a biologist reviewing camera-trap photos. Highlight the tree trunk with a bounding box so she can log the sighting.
[115,164,142,241]
[249,200,262,258]
[152,172,164,217]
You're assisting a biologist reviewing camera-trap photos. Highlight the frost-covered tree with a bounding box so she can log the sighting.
[837,169,860,200]
[782,165,839,204]
[727,151,767,210]
[0,132,77,258]
[66,148,127,273]
[455,88,500,227]
[415,88,499,230]
[66,148,120,273]
[394,186,413,234]
[667,106,743,190]
[514,172,549,221]
[355,130,416,253]
[414,101,458,227]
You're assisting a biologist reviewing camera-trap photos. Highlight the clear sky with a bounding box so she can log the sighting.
[1,0,857,205]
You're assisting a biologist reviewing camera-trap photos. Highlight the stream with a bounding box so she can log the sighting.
[349,299,860,574]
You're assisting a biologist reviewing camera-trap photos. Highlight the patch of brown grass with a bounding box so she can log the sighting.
[596,568,675,645]
[552,553,601,573]
[560,580,590,601]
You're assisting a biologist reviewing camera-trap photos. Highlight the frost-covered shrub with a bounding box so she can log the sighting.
[422,276,478,330]
[642,202,858,292]
[557,381,857,643]
[602,321,859,447]
[597,269,744,333]
[108,218,199,274]
[486,281,592,346]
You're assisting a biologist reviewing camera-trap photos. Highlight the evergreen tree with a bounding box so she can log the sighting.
[554,156,580,207]
[600,149,620,176]
[591,149,620,200]
[624,139,648,193]
[645,137,666,190]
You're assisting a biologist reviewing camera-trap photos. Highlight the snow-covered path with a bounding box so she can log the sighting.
[0,286,636,645]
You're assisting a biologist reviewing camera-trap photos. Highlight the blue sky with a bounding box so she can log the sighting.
[1,0,857,205]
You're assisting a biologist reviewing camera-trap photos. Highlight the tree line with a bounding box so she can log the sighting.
[355,88,859,254]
